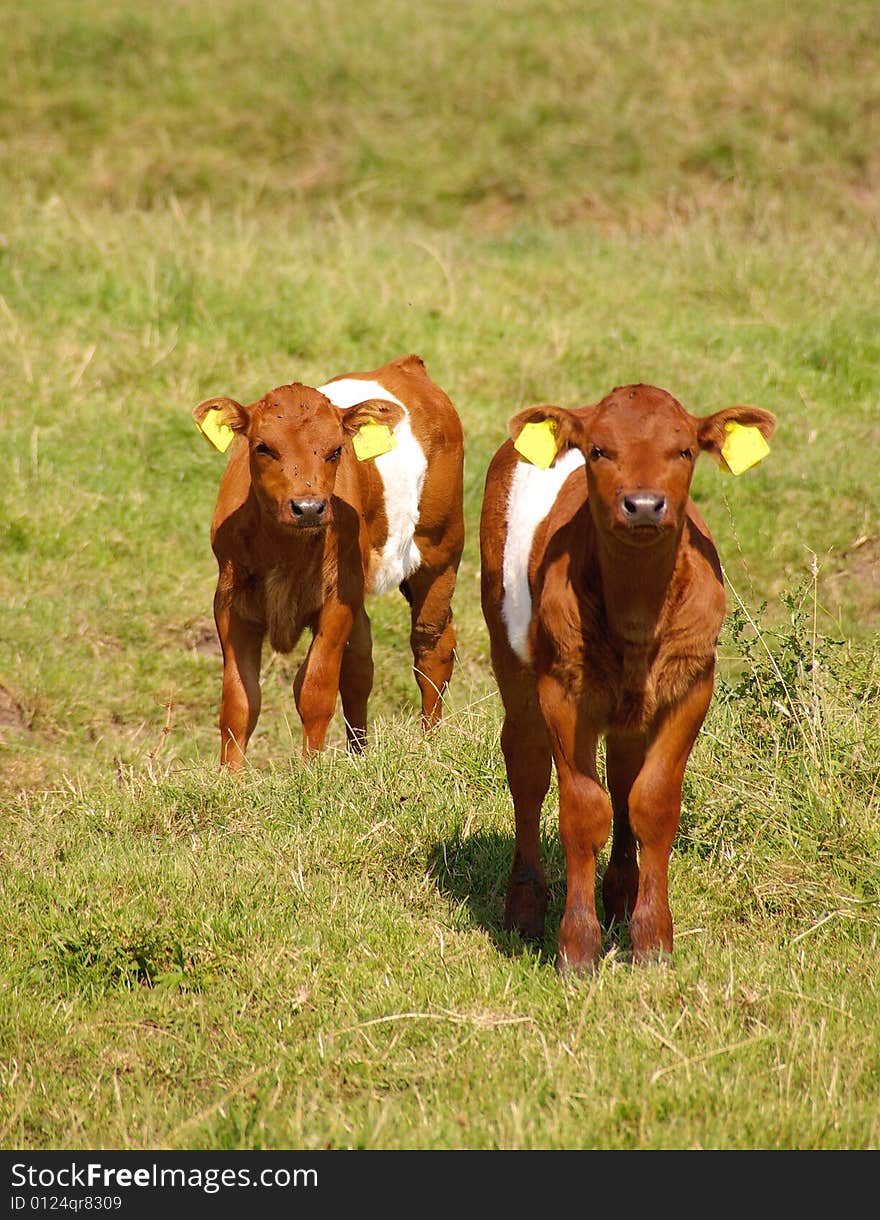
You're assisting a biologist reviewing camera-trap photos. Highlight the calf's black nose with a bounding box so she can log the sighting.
[621,491,667,526]
[290,497,328,526]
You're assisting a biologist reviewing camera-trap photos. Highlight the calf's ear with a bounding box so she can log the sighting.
[697,406,777,475]
[340,398,406,435]
[192,397,249,452]
[341,398,406,462]
[507,404,589,469]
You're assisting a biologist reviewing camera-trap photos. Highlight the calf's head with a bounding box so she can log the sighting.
[510,384,776,548]
[194,384,404,531]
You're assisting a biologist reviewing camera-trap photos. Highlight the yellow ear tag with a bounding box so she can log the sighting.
[196,408,235,453]
[720,421,771,476]
[353,422,397,462]
[514,419,558,469]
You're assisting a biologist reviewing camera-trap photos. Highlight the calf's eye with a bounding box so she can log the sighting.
[254,442,275,458]
[679,448,693,460]
[588,445,605,461]
[327,446,343,463]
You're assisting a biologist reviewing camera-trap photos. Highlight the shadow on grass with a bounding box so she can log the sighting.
[427,828,564,967]
[428,829,633,968]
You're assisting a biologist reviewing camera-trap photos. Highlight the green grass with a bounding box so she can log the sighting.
[3,662,879,1149]
[2,0,878,231]
[1,0,878,1150]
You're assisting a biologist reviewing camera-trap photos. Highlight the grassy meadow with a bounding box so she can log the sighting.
[0,0,878,1150]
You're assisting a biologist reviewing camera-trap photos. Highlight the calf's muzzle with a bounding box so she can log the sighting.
[289,497,329,528]
[620,490,668,528]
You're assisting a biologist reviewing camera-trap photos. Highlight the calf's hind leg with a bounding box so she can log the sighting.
[401,565,458,730]
[493,650,552,942]
[339,606,374,753]
[601,734,645,928]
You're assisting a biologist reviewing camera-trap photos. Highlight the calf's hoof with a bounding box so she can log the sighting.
[557,912,602,976]
[555,949,599,979]
[601,864,639,928]
[632,946,674,968]
[630,907,673,965]
[503,872,547,942]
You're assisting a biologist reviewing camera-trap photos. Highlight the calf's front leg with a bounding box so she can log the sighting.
[215,598,264,771]
[627,668,714,963]
[293,601,356,754]
[537,673,611,975]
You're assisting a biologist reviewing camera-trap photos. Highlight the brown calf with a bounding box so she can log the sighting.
[480,384,775,973]
[193,353,464,767]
